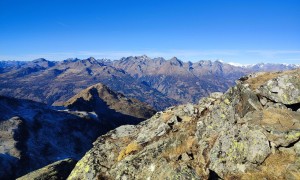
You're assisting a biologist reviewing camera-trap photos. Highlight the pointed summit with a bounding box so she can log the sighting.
[32,58,55,67]
[64,83,156,120]
[33,58,47,62]
[169,57,183,66]
[140,55,150,60]
[86,57,97,62]
[131,55,151,61]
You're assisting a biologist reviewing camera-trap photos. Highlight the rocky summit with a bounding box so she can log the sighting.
[64,83,156,130]
[64,83,156,121]
[65,69,300,179]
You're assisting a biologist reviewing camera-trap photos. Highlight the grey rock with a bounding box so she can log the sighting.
[208,126,270,175]
[210,92,223,99]
[293,141,300,155]
[155,123,171,136]
[111,125,137,139]
[181,152,192,161]
[259,96,268,106]
[258,73,300,104]
[183,103,195,115]
[265,101,288,109]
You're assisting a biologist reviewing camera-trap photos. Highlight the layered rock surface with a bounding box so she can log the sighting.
[67,69,300,179]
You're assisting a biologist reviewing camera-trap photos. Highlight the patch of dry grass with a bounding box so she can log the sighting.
[161,112,173,123]
[162,136,196,159]
[245,69,299,90]
[262,108,295,131]
[246,72,280,90]
[117,141,142,161]
[240,151,298,180]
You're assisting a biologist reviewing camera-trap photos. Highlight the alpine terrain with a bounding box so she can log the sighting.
[0,83,155,179]
[21,68,299,179]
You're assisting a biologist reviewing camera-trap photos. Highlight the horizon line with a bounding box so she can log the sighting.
[1,55,300,67]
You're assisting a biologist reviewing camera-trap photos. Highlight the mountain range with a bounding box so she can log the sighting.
[0,56,298,111]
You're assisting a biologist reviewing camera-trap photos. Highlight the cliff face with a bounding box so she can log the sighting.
[67,69,300,179]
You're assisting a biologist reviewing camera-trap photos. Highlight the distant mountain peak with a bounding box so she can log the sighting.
[169,57,183,66]
[132,55,151,61]
[170,56,179,60]
[32,58,48,62]
[31,58,56,68]
[140,55,150,59]
[87,57,96,61]
[86,57,97,63]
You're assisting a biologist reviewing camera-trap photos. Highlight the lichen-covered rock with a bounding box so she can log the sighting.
[17,158,77,180]
[257,71,300,104]
[68,69,300,179]
[208,126,270,175]
[260,108,300,147]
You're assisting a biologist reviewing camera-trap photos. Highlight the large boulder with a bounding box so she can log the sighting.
[257,72,300,105]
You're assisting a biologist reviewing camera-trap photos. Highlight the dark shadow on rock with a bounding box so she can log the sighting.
[208,169,222,180]
[0,154,19,180]
[66,88,147,132]
[17,158,77,180]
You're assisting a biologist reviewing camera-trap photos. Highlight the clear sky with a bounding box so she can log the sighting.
[0,0,299,64]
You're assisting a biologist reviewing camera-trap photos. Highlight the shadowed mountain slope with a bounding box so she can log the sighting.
[64,83,156,129]
[0,83,155,179]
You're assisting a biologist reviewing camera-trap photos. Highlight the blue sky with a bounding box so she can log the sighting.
[0,0,299,64]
